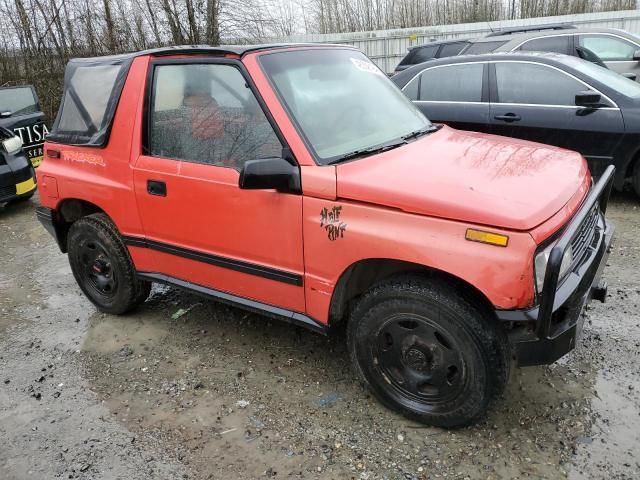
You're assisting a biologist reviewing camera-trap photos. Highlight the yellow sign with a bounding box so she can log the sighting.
[31,155,43,168]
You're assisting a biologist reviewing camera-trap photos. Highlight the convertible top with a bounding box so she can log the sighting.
[49,43,351,147]
[66,44,341,65]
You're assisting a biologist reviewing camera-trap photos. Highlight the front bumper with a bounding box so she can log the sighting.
[0,168,36,202]
[496,165,616,367]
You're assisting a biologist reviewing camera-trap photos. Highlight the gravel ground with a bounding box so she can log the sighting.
[0,191,638,480]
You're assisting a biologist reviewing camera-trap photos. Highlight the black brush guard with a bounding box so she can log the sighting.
[496,165,615,366]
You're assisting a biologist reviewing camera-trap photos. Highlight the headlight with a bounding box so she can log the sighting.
[2,135,23,154]
[534,242,574,293]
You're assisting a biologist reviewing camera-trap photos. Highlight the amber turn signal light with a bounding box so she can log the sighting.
[465,229,509,247]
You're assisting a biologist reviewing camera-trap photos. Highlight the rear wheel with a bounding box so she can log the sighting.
[67,213,149,314]
[347,276,510,428]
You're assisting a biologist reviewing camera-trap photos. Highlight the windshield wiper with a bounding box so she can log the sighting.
[401,125,439,141]
[328,139,407,165]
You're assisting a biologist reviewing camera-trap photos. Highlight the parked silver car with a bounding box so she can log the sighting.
[462,24,640,81]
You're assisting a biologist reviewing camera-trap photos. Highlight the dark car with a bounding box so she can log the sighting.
[0,85,48,167]
[394,39,472,73]
[0,127,37,204]
[392,51,640,196]
[461,24,640,81]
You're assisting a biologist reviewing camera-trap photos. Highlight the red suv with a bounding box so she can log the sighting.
[36,45,614,428]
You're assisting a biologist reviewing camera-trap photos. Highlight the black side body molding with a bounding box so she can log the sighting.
[137,272,326,334]
[123,236,303,286]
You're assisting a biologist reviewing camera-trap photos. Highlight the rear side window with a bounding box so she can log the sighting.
[57,65,120,132]
[438,42,469,57]
[400,45,438,66]
[418,63,484,102]
[0,87,38,116]
[148,63,281,171]
[464,41,507,54]
[518,36,571,55]
[494,62,583,105]
[578,35,639,61]
[49,59,130,146]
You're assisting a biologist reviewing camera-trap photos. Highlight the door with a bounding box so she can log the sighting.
[489,60,624,176]
[403,62,490,132]
[133,60,306,313]
[577,33,640,81]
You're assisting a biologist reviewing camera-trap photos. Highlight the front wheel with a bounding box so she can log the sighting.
[633,160,640,198]
[347,276,510,428]
[67,213,150,315]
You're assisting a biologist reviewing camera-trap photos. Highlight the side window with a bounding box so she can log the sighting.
[438,42,469,58]
[464,41,507,55]
[518,36,571,55]
[148,63,282,170]
[578,35,638,61]
[403,76,419,100]
[494,62,583,105]
[411,46,439,64]
[418,64,484,102]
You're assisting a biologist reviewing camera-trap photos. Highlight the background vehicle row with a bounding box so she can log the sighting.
[393,52,640,196]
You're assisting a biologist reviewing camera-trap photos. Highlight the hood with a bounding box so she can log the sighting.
[336,126,590,231]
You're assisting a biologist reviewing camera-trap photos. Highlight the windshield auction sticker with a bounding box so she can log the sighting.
[350,57,384,76]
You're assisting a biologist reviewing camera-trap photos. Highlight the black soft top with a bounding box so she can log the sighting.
[48,43,347,147]
[66,43,332,64]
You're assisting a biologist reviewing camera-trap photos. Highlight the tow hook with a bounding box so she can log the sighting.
[591,280,608,303]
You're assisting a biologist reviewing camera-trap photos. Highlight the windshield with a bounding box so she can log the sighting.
[567,57,640,98]
[259,49,431,164]
[0,87,38,116]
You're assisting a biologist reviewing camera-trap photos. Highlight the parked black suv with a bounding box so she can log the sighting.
[394,39,472,73]
[0,127,37,204]
[0,85,48,167]
[392,51,640,196]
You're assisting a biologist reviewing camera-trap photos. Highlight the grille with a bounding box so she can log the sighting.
[569,205,600,272]
[0,184,16,199]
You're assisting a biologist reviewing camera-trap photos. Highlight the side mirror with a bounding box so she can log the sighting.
[575,90,602,108]
[239,157,300,193]
[0,111,12,118]
[623,72,637,81]
[633,49,640,61]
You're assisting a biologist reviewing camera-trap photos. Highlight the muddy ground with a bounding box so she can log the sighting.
[0,192,638,480]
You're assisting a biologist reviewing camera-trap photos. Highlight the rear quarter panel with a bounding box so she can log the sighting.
[37,56,150,236]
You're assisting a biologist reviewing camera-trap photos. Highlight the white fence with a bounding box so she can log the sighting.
[273,9,640,73]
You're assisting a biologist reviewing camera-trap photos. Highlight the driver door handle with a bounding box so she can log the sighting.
[494,113,521,122]
[147,180,167,197]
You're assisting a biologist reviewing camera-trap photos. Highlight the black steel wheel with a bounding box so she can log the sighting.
[78,237,118,300]
[67,213,149,314]
[348,275,510,428]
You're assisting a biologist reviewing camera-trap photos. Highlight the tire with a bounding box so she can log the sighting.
[347,275,511,428]
[633,160,640,198]
[67,213,149,315]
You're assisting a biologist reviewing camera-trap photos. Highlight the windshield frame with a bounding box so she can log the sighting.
[0,85,41,117]
[257,47,432,166]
